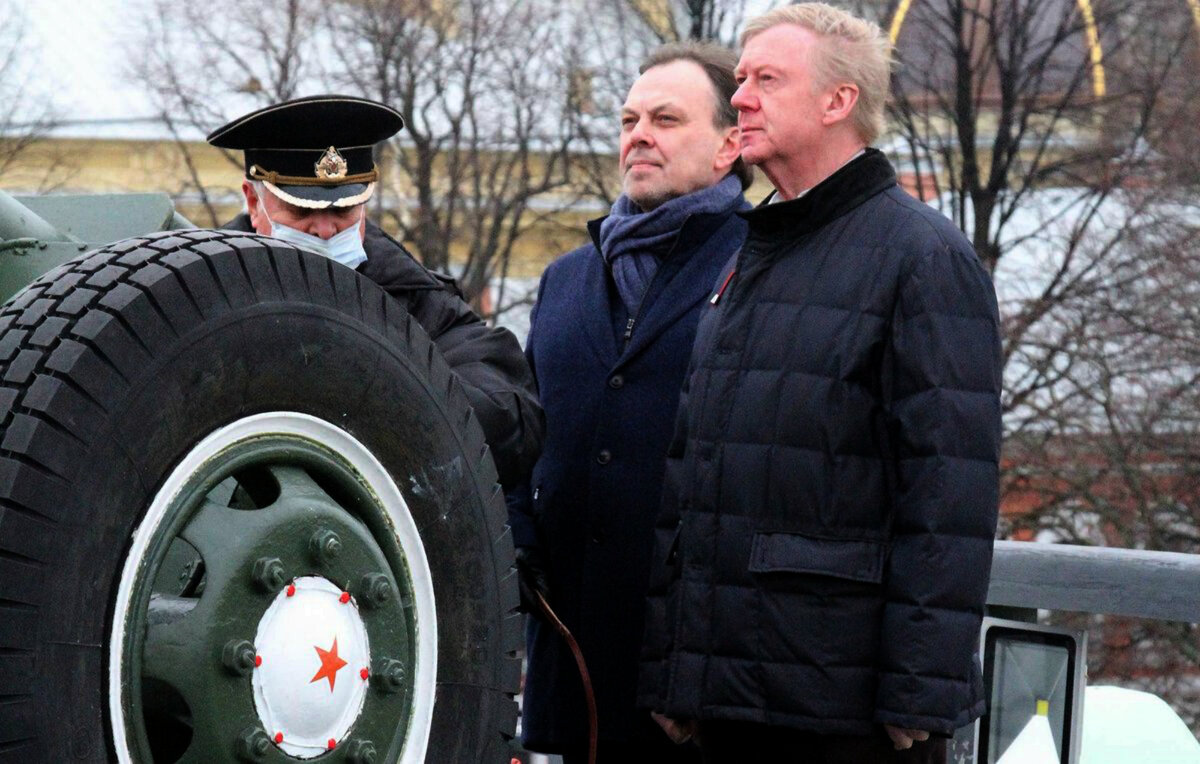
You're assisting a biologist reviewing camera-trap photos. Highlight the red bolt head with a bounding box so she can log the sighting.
[339,591,350,604]
[286,584,296,597]
[274,732,284,744]
[360,667,369,680]
[327,738,336,750]
[255,655,263,667]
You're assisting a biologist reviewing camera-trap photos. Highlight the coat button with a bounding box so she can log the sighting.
[596,449,612,465]
[608,374,624,389]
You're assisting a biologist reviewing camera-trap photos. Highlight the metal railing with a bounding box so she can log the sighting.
[987,539,1200,622]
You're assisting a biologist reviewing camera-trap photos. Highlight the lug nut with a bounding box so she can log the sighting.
[375,658,405,693]
[346,739,377,764]
[236,726,271,761]
[360,572,392,608]
[251,557,286,593]
[178,559,200,586]
[310,528,342,563]
[223,639,258,676]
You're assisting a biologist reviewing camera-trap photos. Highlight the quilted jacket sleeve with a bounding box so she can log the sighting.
[636,331,695,710]
[406,284,545,491]
[875,231,1003,734]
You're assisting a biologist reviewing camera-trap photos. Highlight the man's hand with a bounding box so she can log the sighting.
[515,546,551,614]
[651,711,698,744]
[884,725,931,750]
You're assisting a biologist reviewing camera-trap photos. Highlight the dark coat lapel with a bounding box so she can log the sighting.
[617,212,742,367]
[578,223,620,365]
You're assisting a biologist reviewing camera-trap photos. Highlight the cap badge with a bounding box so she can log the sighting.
[315,146,348,180]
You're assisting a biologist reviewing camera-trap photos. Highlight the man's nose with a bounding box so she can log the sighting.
[628,117,653,146]
[731,83,755,112]
[307,214,341,240]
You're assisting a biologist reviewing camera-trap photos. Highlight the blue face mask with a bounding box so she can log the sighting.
[260,203,368,270]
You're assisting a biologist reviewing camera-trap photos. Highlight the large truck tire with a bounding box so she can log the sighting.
[0,230,521,763]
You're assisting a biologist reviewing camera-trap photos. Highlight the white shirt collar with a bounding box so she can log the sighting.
[768,148,867,204]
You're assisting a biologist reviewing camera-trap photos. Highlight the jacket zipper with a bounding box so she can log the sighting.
[622,285,650,350]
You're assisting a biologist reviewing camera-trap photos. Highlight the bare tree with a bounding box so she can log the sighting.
[131,0,325,227]
[0,0,65,190]
[607,0,756,44]
[889,0,1200,729]
[888,0,1199,523]
[999,200,1200,728]
[325,0,588,307]
[130,0,590,312]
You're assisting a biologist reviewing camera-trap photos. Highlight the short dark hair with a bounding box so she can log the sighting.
[639,42,754,190]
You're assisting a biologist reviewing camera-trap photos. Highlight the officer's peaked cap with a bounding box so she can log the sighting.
[207,95,404,209]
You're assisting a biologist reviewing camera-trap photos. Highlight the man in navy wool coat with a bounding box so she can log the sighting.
[641,4,1003,763]
[508,42,751,763]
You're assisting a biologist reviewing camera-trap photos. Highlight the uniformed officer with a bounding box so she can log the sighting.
[208,95,543,487]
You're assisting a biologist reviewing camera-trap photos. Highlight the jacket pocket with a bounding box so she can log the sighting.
[748,532,885,584]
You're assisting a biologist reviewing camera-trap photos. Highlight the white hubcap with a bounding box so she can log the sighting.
[110,412,438,763]
[253,576,371,757]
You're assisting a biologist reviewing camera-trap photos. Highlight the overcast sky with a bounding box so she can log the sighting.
[21,0,155,124]
[20,0,781,129]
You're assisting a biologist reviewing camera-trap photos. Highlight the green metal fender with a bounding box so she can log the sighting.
[0,188,195,302]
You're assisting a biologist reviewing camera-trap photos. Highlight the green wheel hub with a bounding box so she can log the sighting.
[109,414,437,763]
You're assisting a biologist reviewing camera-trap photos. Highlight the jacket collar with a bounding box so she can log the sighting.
[358,222,443,291]
[741,148,897,239]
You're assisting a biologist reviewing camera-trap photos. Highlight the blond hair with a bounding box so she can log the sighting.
[741,3,892,144]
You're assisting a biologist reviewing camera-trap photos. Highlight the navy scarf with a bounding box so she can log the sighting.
[598,174,745,315]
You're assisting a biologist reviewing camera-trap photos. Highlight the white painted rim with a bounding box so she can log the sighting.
[108,412,438,763]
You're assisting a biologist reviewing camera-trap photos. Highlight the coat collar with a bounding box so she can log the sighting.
[358,222,444,291]
[741,148,897,240]
[574,245,621,364]
[578,208,743,368]
[618,218,734,365]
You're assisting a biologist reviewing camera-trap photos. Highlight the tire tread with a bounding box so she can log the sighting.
[0,229,522,760]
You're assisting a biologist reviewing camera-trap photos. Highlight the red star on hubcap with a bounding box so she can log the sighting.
[310,636,348,691]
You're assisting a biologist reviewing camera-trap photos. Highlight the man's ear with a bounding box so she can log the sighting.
[713,125,742,174]
[822,83,860,127]
[243,180,259,212]
[243,180,267,233]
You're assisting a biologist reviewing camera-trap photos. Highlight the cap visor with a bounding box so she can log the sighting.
[263,181,374,209]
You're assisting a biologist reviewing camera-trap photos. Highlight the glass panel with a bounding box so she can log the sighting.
[989,639,1069,762]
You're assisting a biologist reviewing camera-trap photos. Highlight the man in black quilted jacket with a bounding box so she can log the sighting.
[208,95,543,489]
[640,4,1003,762]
